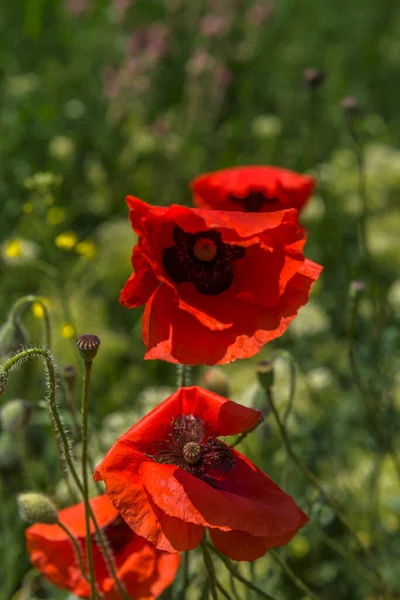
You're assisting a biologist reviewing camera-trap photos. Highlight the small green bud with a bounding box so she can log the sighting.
[203,367,230,398]
[0,399,33,431]
[257,360,274,391]
[17,492,59,525]
[76,334,101,362]
[0,317,29,356]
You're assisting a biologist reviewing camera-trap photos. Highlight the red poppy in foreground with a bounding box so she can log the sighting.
[191,166,314,213]
[120,196,322,365]
[95,387,308,562]
[26,495,179,599]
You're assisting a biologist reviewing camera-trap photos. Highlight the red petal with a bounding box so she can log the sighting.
[120,246,159,308]
[94,444,204,552]
[111,386,260,453]
[140,455,308,540]
[209,528,302,561]
[191,166,314,213]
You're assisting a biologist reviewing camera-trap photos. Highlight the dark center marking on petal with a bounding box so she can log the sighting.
[162,226,245,295]
[229,191,278,212]
[150,414,236,485]
[94,516,134,555]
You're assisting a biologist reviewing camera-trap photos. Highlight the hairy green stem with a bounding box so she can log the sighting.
[263,385,387,595]
[200,538,218,600]
[57,521,90,583]
[81,360,97,599]
[9,295,51,349]
[2,348,128,600]
[209,545,278,600]
[270,550,322,600]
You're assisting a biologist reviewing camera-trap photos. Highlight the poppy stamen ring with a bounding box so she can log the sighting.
[183,441,202,465]
[193,238,218,262]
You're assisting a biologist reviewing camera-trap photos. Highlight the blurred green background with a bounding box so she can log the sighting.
[1,0,400,599]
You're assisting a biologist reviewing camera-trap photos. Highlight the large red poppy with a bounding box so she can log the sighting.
[95,387,308,562]
[190,166,314,213]
[120,196,322,365]
[25,494,179,599]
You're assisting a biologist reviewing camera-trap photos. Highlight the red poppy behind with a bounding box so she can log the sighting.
[95,387,308,562]
[190,166,314,213]
[120,196,323,365]
[25,494,179,599]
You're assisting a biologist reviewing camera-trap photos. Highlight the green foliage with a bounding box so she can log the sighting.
[1,1,400,599]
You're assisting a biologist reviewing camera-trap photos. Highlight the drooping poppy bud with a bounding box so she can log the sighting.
[18,492,59,525]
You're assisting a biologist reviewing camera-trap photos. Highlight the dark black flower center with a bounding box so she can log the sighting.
[162,226,245,295]
[94,516,133,555]
[229,191,278,212]
[151,415,235,484]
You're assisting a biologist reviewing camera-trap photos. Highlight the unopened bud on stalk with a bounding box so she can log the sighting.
[203,367,230,397]
[62,364,77,388]
[340,96,361,117]
[303,68,325,90]
[17,492,59,524]
[349,280,366,299]
[0,318,29,356]
[257,360,274,391]
[0,399,33,431]
[76,334,101,362]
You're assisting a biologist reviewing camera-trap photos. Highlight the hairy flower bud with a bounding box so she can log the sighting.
[257,360,274,391]
[203,367,230,398]
[76,334,101,362]
[18,492,59,525]
[0,398,33,431]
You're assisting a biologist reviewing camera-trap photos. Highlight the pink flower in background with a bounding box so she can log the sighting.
[247,2,273,25]
[65,0,89,16]
[200,15,229,38]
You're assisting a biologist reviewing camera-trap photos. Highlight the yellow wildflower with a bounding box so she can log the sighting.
[47,207,66,226]
[75,240,97,259]
[55,231,77,250]
[23,202,33,214]
[61,324,75,338]
[3,239,22,259]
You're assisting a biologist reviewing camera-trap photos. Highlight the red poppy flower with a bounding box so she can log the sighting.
[95,387,308,562]
[25,494,179,599]
[190,166,314,213]
[120,195,322,365]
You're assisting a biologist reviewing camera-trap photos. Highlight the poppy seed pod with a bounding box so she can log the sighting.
[257,360,274,391]
[76,334,100,362]
[18,492,59,525]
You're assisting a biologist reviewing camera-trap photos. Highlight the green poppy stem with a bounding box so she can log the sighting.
[57,521,90,584]
[80,359,98,599]
[9,295,51,349]
[1,347,129,600]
